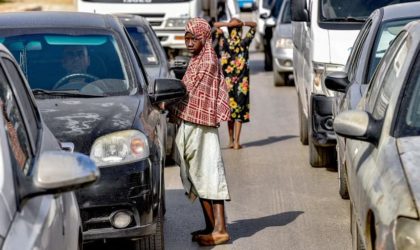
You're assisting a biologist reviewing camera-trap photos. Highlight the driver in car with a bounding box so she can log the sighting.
[53,45,99,91]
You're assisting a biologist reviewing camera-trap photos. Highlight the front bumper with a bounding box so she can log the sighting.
[76,159,155,240]
[310,94,336,147]
[155,30,186,50]
[274,48,293,73]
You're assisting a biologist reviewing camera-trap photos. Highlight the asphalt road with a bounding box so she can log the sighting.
[163,50,352,250]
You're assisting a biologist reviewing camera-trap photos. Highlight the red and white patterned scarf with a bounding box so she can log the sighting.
[173,17,230,127]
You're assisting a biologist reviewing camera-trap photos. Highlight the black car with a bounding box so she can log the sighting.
[117,14,187,161]
[325,2,420,199]
[0,11,186,248]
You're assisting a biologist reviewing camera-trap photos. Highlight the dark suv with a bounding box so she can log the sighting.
[0,11,186,248]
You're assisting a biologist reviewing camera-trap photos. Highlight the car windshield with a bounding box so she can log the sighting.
[126,26,159,65]
[367,18,418,82]
[320,0,419,22]
[0,29,135,97]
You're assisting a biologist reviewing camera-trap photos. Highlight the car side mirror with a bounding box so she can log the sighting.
[170,56,190,80]
[291,0,310,22]
[149,78,186,104]
[333,110,382,146]
[325,71,350,93]
[20,151,99,202]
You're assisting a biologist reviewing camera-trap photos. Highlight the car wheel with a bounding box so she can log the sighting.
[338,154,349,199]
[298,97,308,145]
[308,135,336,168]
[273,65,287,86]
[135,204,164,250]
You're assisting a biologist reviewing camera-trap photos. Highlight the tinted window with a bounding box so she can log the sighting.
[126,27,159,65]
[0,30,136,97]
[0,65,32,175]
[320,0,419,21]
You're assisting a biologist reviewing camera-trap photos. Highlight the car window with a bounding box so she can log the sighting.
[320,0,419,22]
[0,30,135,96]
[281,1,291,24]
[366,18,418,82]
[396,51,420,136]
[3,58,39,148]
[371,36,409,120]
[364,31,406,112]
[126,26,159,66]
[0,64,32,175]
[347,19,372,82]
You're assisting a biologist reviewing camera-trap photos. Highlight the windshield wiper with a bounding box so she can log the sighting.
[32,88,106,98]
[324,17,366,23]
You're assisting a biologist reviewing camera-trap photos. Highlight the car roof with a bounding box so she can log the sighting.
[382,2,420,22]
[0,11,120,30]
[115,14,150,27]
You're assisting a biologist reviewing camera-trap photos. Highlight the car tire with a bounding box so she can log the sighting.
[298,97,308,145]
[338,156,349,199]
[135,207,164,250]
[274,70,287,87]
[308,136,336,167]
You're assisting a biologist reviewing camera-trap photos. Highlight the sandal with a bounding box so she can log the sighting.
[196,233,230,246]
[191,229,212,242]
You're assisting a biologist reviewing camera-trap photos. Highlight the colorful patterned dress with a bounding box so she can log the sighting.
[216,26,255,123]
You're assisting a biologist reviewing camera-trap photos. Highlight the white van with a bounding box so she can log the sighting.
[77,0,221,58]
[290,0,413,167]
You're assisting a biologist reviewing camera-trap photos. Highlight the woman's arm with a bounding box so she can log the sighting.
[243,21,257,28]
[213,22,229,28]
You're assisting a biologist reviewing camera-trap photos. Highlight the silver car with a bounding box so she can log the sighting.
[0,44,99,250]
[270,0,293,86]
[334,20,420,250]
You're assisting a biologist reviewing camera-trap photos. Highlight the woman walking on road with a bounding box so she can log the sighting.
[213,18,256,150]
[170,17,231,246]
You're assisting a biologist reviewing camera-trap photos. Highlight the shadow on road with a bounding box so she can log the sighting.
[228,211,304,242]
[241,135,297,148]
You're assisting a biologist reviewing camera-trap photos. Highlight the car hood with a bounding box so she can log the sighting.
[397,136,420,213]
[37,96,140,154]
[327,29,359,65]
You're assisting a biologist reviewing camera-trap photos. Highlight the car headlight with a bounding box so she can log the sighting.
[90,130,149,167]
[396,217,420,250]
[166,18,189,28]
[275,38,293,49]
